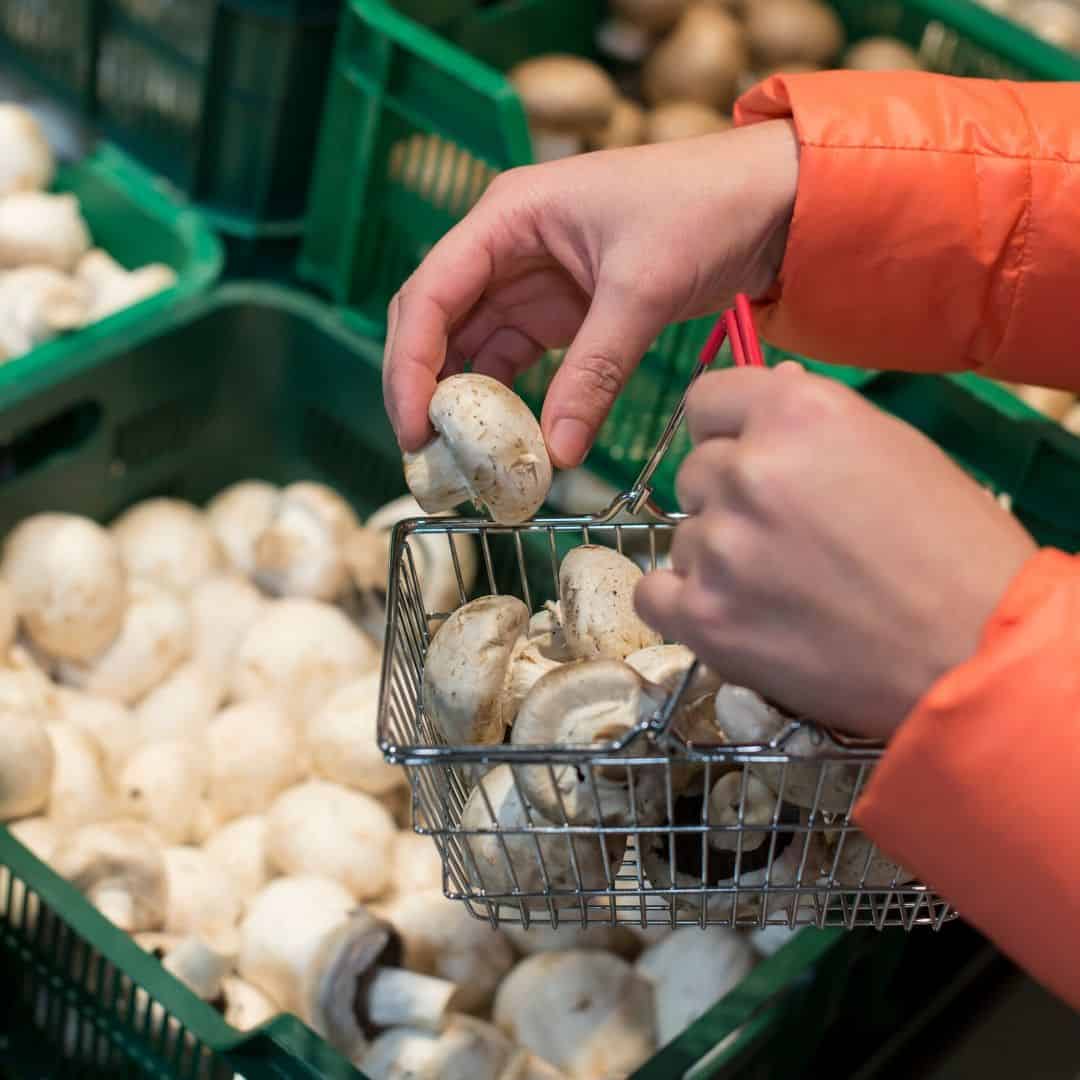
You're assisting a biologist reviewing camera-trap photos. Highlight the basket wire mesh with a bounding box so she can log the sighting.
[377,305,956,932]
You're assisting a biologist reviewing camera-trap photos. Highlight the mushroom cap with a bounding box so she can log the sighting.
[707,769,779,851]
[207,699,301,821]
[422,594,530,746]
[134,660,222,746]
[404,374,552,525]
[57,578,191,704]
[611,0,691,32]
[494,950,656,1079]
[222,975,278,1031]
[3,512,126,661]
[360,1017,515,1080]
[0,708,54,820]
[205,481,280,577]
[252,481,359,600]
[75,249,177,323]
[51,820,167,932]
[843,36,922,70]
[0,104,55,197]
[458,765,625,904]
[381,889,516,1013]
[745,0,845,66]
[389,831,444,896]
[0,191,91,271]
[44,721,114,825]
[503,920,640,958]
[162,846,242,954]
[589,97,646,150]
[822,831,916,889]
[238,875,357,1012]
[636,927,756,1045]
[187,573,267,677]
[0,265,90,357]
[265,780,397,900]
[625,643,721,697]
[0,645,58,717]
[230,598,380,719]
[499,1048,569,1080]
[509,56,619,133]
[1015,0,1080,49]
[203,813,272,902]
[559,545,662,660]
[645,101,732,142]
[643,5,748,109]
[110,498,223,594]
[117,738,207,844]
[8,815,59,863]
[512,660,668,825]
[0,579,15,655]
[308,671,403,796]
[55,688,137,781]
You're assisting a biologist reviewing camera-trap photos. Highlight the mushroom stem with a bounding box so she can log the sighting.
[404,436,471,513]
[161,937,230,1002]
[365,967,457,1031]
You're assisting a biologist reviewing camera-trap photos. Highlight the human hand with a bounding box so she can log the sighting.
[383,120,799,468]
[635,366,1038,739]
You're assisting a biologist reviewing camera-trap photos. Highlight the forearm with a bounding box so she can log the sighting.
[736,72,1080,392]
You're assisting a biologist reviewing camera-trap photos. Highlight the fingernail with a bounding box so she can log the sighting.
[550,419,591,468]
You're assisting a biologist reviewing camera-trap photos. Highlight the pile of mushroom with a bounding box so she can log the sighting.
[999,380,1080,435]
[975,0,1080,52]
[0,102,177,364]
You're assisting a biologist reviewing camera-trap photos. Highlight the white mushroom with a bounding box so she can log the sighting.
[205,480,280,577]
[512,661,668,825]
[503,921,640,958]
[207,699,301,821]
[187,573,266,678]
[51,820,167,932]
[499,1048,570,1080]
[0,645,58,716]
[381,889,516,1013]
[133,659,223,747]
[708,770,781,852]
[2,513,126,661]
[636,927,756,1045]
[558,546,662,660]
[137,933,231,1003]
[250,481,359,600]
[711,685,867,812]
[360,1016,515,1080]
[389,830,445,896]
[625,642,725,742]
[459,765,624,908]
[0,104,55,196]
[0,580,13,654]
[0,708,54,820]
[0,191,91,270]
[821,831,916,889]
[307,671,402,796]
[44,721,113,825]
[230,599,380,719]
[202,813,272,902]
[494,950,656,1079]
[404,373,553,525]
[746,920,806,958]
[55,688,137,781]
[162,846,242,954]
[117,738,207,844]
[0,266,90,357]
[221,976,278,1031]
[74,248,177,323]
[57,579,191,704]
[422,595,530,745]
[110,497,222,594]
[265,780,396,900]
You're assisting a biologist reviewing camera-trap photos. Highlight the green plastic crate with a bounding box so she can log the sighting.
[0,141,222,392]
[0,282,884,1078]
[299,0,1080,492]
[0,0,341,257]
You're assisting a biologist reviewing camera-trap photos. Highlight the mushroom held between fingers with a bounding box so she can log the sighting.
[0,104,55,197]
[494,950,656,1079]
[203,813,272,902]
[44,721,114,825]
[205,481,280,578]
[110,497,223,594]
[57,579,191,704]
[635,927,756,1046]
[380,889,516,1013]
[307,672,403,796]
[118,738,208,844]
[558,545,662,660]
[403,374,553,525]
[2,513,126,662]
[265,780,397,900]
[511,660,669,825]
[359,1016,515,1080]
[0,708,54,820]
[422,595,530,745]
[252,481,360,600]
[188,573,266,678]
[0,191,91,271]
[459,765,626,904]
[0,266,90,357]
[230,598,380,719]
[51,820,167,932]
[162,846,242,954]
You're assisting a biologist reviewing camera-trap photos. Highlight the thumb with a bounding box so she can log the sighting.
[540,282,670,469]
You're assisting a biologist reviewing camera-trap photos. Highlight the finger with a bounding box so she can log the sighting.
[634,570,686,641]
[675,438,736,515]
[668,515,711,578]
[685,367,779,445]
[541,281,670,468]
[471,326,544,387]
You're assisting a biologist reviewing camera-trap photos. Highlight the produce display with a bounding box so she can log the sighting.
[0,103,177,363]
[976,0,1080,51]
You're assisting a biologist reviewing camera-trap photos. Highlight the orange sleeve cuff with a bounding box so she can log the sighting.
[854,549,1080,1009]
[734,72,1080,389]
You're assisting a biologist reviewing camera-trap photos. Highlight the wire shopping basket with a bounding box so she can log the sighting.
[377,298,956,932]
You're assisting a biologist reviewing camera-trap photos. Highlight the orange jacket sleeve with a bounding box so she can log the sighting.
[734,72,1080,1008]
[735,72,1080,391]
